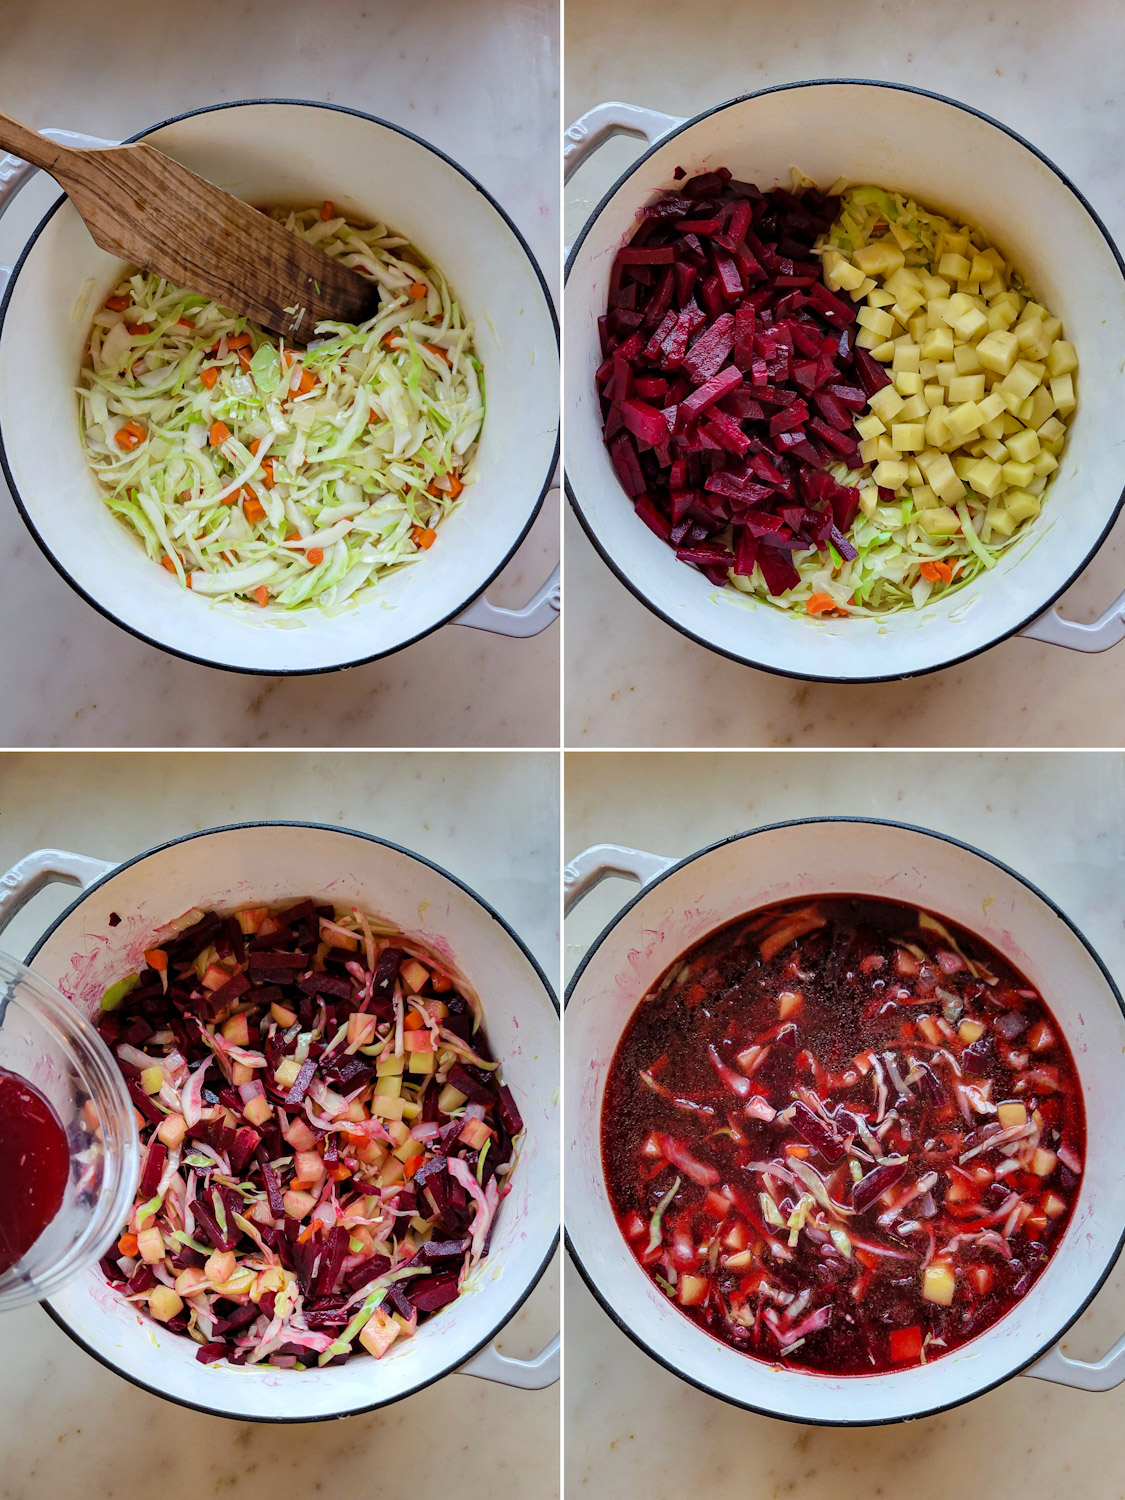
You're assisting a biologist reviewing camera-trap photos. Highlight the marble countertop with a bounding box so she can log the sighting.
[563,0,1125,747]
[0,0,559,748]
[564,749,1125,1499]
[0,750,560,1498]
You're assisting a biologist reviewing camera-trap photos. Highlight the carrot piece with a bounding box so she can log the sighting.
[447,474,463,499]
[160,555,178,574]
[306,546,325,566]
[403,1011,426,1031]
[115,421,146,451]
[784,1143,810,1158]
[200,366,219,389]
[248,439,261,456]
[253,585,269,608]
[411,527,437,550]
[260,458,276,490]
[144,948,168,972]
[118,1232,139,1257]
[238,348,252,372]
[285,529,300,543]
[381,335,398,350]
[430,972,453,994]
[329,1164,351,1181]
[403,1153,421,1180]
[106,295,131,312]
[243,496,266,524]
[806,592,845,616]
[289,1179,314,1192]
[296,1225,316,1244]
[320,200,336,221]
[409,282,428,300]
[209,420,230,447]
[295,370,316,395]
[920,558,954,584]
[425,342,451,366]
[176,317,195,330]
[126,322,150,336]
[226,333,252,351]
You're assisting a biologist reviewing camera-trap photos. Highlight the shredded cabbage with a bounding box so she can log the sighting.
[722,177,1069,619]
[78,208,484,611]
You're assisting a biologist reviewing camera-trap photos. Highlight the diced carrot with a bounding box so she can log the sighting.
[306,547,324,566]
[144,948,167,972]
[411,527,437,550]
[161,557,177,574]
[253,585,269,608]
[381,335,398,350]
[403,1153,421,1180]
[320,200,336,221]
[115,420,146,451]
[296,1224,316,1244]
[209,420,230,447]
[176,317,195,330]
[447,474,463,499]
[238,348,252,372]
[289,1179,314,1192]
[425,343,451,366]
[784,1143,810,1158]
[368,404,383,424]
[329,1164,351,1181]
[282,350,297,368]
[403,1011,426,1031]
[200,366,219,389]
[126,322,150,336]
[248,439,260,455]
[118,1232,139,1257]
[106,295,131,312]
[295,369,316,395]
[226,333,252,351]
[409,282,428,300]
[919,559,953,584]
[243,496,266,524]
[285,529,300,542]
[806,592,844,616]
[430,972,453,993]
[260,459,276,489]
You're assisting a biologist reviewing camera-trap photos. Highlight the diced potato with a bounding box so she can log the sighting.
[949,374,986,404]
[873,459,910,489]
[997,1101,1028,1130]
[911,484,939,511]
[678,1274,709,1307]
[966,457,1003,499]
[1047,339,1078,377]
[981,439,1008,464]
[959,1019,985,1043]
[976,329,1019,377]
[274,1056,302,1088]
[875,435,898,462]
[371,1093,406,1121]
[871,340,897,363]
[857,305,895,339]
[921,326,955,362]
[375,1073,402,1099]
[953,341,983,375]
[945,402,984,442]
[853,239,906,277]
[1033,451,1058,478]
[999,361,1043,404]
[1042,1192,1067,1219]
[891,423,926,453]
[969,253,994,284]
[359,1306,402,1360]
[1000,460,1034,489]
[867,287,897,309]
[986,502,1016,537]
[1050,373,1076,413]
[137,1227,165,1264]
[894,371,923,396]
[919,505,960,537]
[140,1064,165,1096]
[892,343,921,374]
[922,1262,956,1306]
[869,387,905,424]
[1031,1148,1058,1177]
[1005,490,1041,524]
[938,252,972,282]
[854,413,885,441]
[148,1285,184,1323]
[283,1188,318,1220]
[920,451,966,503]
[955,306,989,343]
[1038,416,1066,446]
[1006,426,1041,463]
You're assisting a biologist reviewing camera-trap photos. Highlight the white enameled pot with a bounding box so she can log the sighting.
[0,101,560,674]
[564,82,1125,682]
[0,822,559,1422]
[564,819,1125,1424]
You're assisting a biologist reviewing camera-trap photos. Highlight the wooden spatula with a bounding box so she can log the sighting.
[0,110,381,344]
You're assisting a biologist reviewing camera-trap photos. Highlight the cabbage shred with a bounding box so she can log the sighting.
[78,208,484,610]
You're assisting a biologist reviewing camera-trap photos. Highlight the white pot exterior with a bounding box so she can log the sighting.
[22,823,559,1421]
[565,83,1125,681]
[0,101,559,674]
[565,820,1125,1424]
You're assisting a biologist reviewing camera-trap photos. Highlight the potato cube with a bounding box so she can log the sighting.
[1006,490,1041,524]
[855,327,880,350]
[830,258,867,294]
[897,395,930,422]
[998,362,1041,405]
[976,391,1006,425]
[921,326,955,362]
[678,1274,709,1307]
[1028,386,1057,430]
[1031,1148,1058,1177]
[935,361,958,388]
[986,502,1017,537]
[977,330,1019,377]
[938,252,972,282]
[137,1227,166,1264]
[1043,1193,1067,1219]
[1050,373,1076,413]
[867,287,897,309]
[922,1262,956,1306]
[981,439,1009,464]
[959,1019,985,1043]
[911,484,939,510]
[872,459,909,489]
[859,436,880,463]
[148,1285,184,1323]
[857,306,895,339]
[920,451,966,503]
[884,267,923,301]
[1006,426,1041,463]
[853,240,906,277]
[923,384,944,409]
[854,413,886,440]
[894,371,923,396]
[925,407,950,446]
[908,313,930,343]
[966,457,1004,498]
[1047,339,1078,378]
[891,423,926,452]
[892,343,921,373]
[1038,416,1066,446]
[869,387,905,424]
[359,1306,402,1360]
[944,402,984,442]
[948,374,986,405]
[997,1101,1028,1130]
[1033,451,1058,478]
[919,505,961,537]
[1002,460,1035,488]
[871,340,897,363]
[858,485,880,519]
[955,307,990,343]
[876,435,898,461]
[953,342,983,375]
[969,253,994,284]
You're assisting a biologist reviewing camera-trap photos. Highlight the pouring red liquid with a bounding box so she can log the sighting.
[0,1066,69,1275]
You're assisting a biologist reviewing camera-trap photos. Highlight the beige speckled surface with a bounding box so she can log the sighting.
[564,750,1125,1498]
[0,751,559,1499]
[563,0,1125,747]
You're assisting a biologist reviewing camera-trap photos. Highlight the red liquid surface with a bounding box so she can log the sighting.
[602,896,1085,1375]
[0,1067,69,1275]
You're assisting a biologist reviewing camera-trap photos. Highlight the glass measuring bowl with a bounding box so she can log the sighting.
[0,951,138,1310]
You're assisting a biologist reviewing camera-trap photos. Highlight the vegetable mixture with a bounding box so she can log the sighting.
[598,169,1077,617]
[96,899,522,1368]
[79,206,484,611]
[602,896,1084,1374]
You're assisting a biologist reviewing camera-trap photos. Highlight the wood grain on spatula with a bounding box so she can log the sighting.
[0,110,381,344]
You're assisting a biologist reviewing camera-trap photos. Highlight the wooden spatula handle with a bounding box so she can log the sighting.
[0,110,72,173]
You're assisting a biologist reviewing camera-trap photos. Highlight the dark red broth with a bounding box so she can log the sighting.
[0,1067,70,1275]
[602,896,1085,1375]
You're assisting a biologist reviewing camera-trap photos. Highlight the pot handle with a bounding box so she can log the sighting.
[1024,1334,1125,1392]
[564,842,677,914]
[459,1332,559,1389]
[0,848,116,937]
[564,101,686,184]
[455,562,560,639]
[0,128,119,294]
[1020,593,1125,653]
